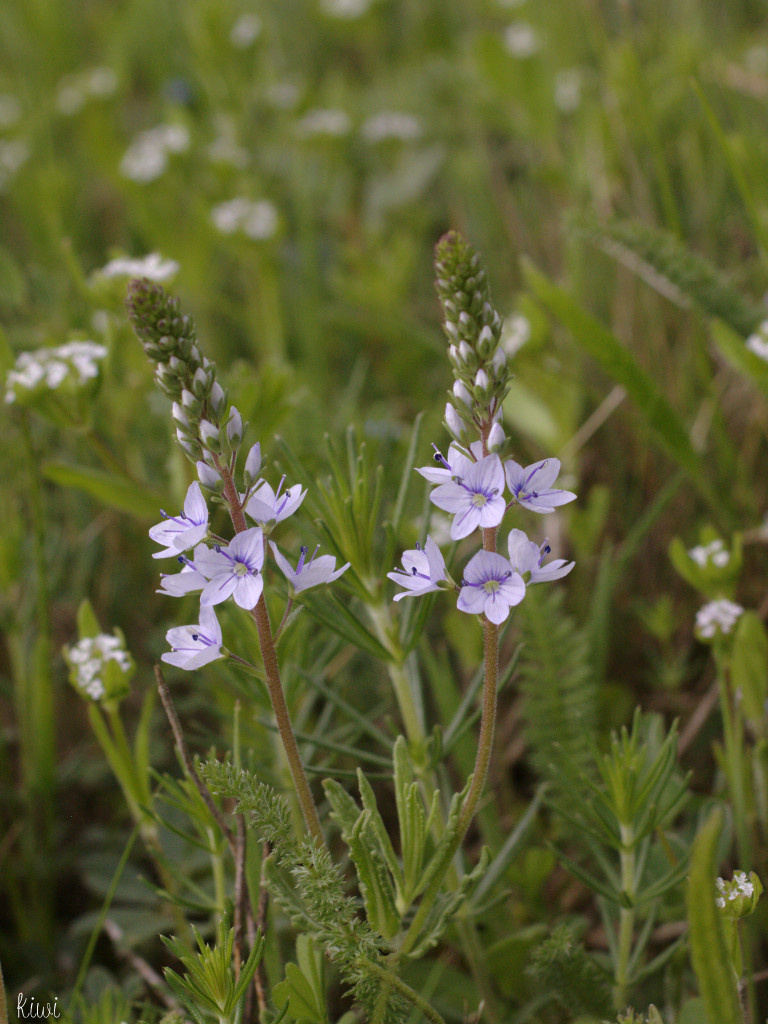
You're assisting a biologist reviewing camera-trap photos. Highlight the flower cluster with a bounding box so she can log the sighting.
[390,446,575,623]
[715,870,763,918]
[151,434,348,668]
[5,340,107,405]
[389,233,576,625]
[64,631,135,702]
[695,598,744,641]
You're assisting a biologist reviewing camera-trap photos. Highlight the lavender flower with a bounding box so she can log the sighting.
[506,528,574,584]
[457,551,525,624]
[196,528,265,609]
[270,543,349,593]
[504,457,576,513]
[149,482,209,558]
[388,536,449,600]
[162,606,224,670]
[157,545,209,597]
[430,453,507,540]
[245,477,306,528]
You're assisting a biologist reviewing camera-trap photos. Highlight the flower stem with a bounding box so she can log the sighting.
[220,465,325,846]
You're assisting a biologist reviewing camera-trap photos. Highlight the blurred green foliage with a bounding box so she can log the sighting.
[3,0,768,1020]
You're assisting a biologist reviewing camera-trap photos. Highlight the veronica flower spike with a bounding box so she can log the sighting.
[430,452,506,540]
[457,550,525,624]
[149,481,209,557]
[196,527,265,609]
[506,528,574,584]
[162,605,224,670]
[388,536,450,600]
[270,542,350,594]
[504,457,576,514]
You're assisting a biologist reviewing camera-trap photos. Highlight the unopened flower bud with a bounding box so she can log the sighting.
[487,420,505,452]
[459,341,473,364]
[176,429,197,456]
[172,402,191,429]
[191,366,210,399]
[199,418,221,451]
[474,368,489,390]
[453,379,472,406]
[477,324,495,359]
[209,381,226,417]
[444,320,459,342]
[445,403,467,442]
[197,460,223,492]
[491,346,507,375]
[244,442,262,487]
[226,406,244,445]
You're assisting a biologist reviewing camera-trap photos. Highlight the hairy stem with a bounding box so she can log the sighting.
[219,465,325,845]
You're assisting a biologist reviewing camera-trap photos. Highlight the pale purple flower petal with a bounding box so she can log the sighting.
[388,536,448,601]
[162,606,224,670]
[431,453,506,540]
[504,457,576,513]
[198,527,265,609]
[149,482,209,557]
[270,542,350,593]
[245,477,306,527]
[157,543,210,596]
[457,550,525,624]
[507,528,575,584]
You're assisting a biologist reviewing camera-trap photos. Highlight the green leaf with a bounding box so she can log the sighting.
[710,318,768,400]
[731,611,768,730]
[523,261,722,516]
[297,591,392,662]
[272,936,328,1023]
[407,848,492,959]
[42,461,161,519]
[686,808,742,1024]
[76,598,102,639]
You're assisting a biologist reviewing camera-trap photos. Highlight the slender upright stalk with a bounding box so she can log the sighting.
[221,467,325,845]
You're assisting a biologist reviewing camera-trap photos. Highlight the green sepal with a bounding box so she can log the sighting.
[272,935,328,1023]
[731,610,768,733]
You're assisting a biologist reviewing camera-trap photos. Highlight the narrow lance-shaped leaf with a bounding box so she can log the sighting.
[686,809,742,1024]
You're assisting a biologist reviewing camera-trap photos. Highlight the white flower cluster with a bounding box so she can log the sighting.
[56,66,118,116]
[296,108,351,138]
[120,124,190,184]
[67,634,133,701]
[0,138,29,191]
[320,0,373,17]
[695,599,744,639]
[715,870,762,918]
[746,320,768,362]
[230,12,262,47]
[360,112,422,143]
[688,537,730,569]
[5,340,107,403]
[97,252,180,282]
[211,198,279,240]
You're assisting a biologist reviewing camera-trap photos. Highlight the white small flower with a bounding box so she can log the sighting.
[746,320,768,361]
[320,0,372,17]
[688,538,730,569]
[695,599,744,639]
[230,12,262,47]
[120,124,190,183]
[501,313,531,357]
[149,482,210,558]
[296,108,351,137]
[98,252,180,281]
[66,633,134,700]
[211,198,278,240]
[5,341,107,403]
[0,138,29,189]
[554,68,582,113]
[503,22,541,58]
[360,112,422,143]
